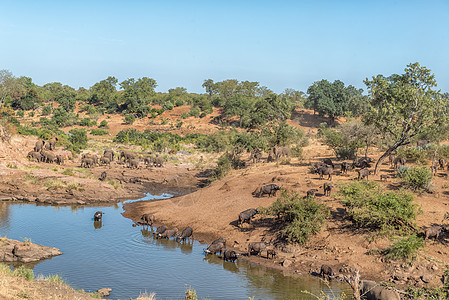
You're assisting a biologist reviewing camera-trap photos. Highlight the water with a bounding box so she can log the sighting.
[0,196,350,300]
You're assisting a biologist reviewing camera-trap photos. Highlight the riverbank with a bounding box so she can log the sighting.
[0,135,202,205]
[122,145,449,291]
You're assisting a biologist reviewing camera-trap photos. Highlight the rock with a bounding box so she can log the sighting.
[282,259,293,268]
[421,274,431,283]
[97,288,112,297]
[0,238,62,263]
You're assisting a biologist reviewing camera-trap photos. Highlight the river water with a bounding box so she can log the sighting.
[0,194,350,299]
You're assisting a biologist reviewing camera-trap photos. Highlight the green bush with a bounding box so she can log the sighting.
[189,107,201,117]
[339,181,419,234]
[262,190,329,244]
[90,129,109,136]
[396,147,429,164]
[383,234,424,262]
[290,145,303,158]
[68,128,88,152]
[99,120,108,128]
[214,153,232,179]
[335,148,356,160]
[399,166,433,192]
[124,114,135,124]
[28,111,35,117]
[181,112,189,119]
[13,266,34,281]
[199,112,207,118]
[42,105,52,116]
[16,110,24,117]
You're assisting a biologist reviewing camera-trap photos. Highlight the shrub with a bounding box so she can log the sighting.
[90,129,109,136]
[335,148,356,160]
[214,153,232,179]
[13,266,34,281]
[383,234,424,262]
[42,105,52,116]
[396,147,429,164]
[68,128,88,152]
[99,120,108,128]
[181,112,189,119]
[28,111,35,117]
[339,181,419,234]
[199,112,207,118]
[290,145,303,158]
[16,110,24,117]
[189,107,201,117]
[399,166,433,192]
[44,274,65,284]
[124,114,135,124]
[263,190,329,244]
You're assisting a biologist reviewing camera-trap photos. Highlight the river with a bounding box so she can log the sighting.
[0,194,350,299]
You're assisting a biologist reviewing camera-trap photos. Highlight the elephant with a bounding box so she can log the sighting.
[34,140,45,152]
[120,150,136,162]
[152,156,164,167]
[81,158,94,168]
[128,159,139,169]
[40,150,56,163]
[27,151,42,162]
[56,155,64,165]
[100,156,111,165]
[82,154,98,166]
[48,137,58,151]
[103,150,114,161]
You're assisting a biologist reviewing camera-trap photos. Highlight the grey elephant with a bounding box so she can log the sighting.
[120,150,136,162]
[48,137,58,151]
[103,149,114,161]
[27,151,42,162]
[34,140,45,152]
[81,158,94,168]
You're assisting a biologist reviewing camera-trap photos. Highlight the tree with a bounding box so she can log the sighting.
[89,76,118,106]
[202,79,215,101]
[120,77,157,117]
[223,95,254,127]
[364,63,449,174]
[306,80,363,124]
[0,70,18,108]
[249,94,293,128]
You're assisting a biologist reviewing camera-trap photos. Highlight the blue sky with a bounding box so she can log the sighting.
[1,0,448,93]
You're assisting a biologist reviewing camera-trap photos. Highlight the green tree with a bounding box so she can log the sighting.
[120,77,157,117]
[10,77,42,111]
[202,79,215,101]
[0,70,19,108]
[223,95,254,127]
[364,63,449,174]
[89,76,118,108]
[306,79,363,124]
[250,94,293,128]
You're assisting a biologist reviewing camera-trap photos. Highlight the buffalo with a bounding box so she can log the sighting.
[177,226,193,242]
[222,249,239,262]
[248,242,268,257]
[158,228,178,239]
[357,169,371,180]
[323,182,333,196]
[319,264,334,280]
[306,189,318,198]
[252,184,281,198]
[238,208,258,227]
[204,237,226,255]
[141,214,155,226]
[94,211,103,222]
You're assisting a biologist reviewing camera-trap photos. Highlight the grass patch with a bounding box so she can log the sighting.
[339,181,419,236]
[383,234,424,262]
[107,180,120,189]
[24,174,40,184]
[13,266,34,281]
[261,190,329,244]
[0,263,12,275]
[62,169,75,176]
[44,179,66,190]
[44,274,65,284]
[6,163,17,169]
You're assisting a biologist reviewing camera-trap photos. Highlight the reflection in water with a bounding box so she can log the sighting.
[0,202,10,229]
[178,240,193,255]
[93,221,102,230]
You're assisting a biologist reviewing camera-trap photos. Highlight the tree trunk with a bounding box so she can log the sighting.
[374,137,407,174]
[365,144,369,158]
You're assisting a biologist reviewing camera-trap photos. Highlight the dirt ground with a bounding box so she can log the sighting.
[121,112,449,290]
